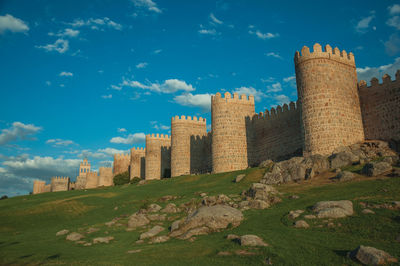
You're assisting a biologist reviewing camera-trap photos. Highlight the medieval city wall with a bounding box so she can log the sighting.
[358,73,400,147]
[145,134,171,180]
[50,177,70,192]
[130,147,146,179]
[190,132,212,174]
[85,172,99,189]
[113,154,130,176]
[171,115,208,177]
[98,167,114,186]
[33,180,46,194]
[295,43,365,156]
[75,175,86,190]
[211,92,255,173]
[248,101,303,165]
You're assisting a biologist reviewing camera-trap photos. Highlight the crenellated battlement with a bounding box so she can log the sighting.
[294,43,355,67]
[114,153,130,159]
[251,101,299,122]
[130,147,146,152]
[211,92,255,104]
[51,176,70,181]
[358,71,400,89]
[171,115,206,123]
[146,133,171,140]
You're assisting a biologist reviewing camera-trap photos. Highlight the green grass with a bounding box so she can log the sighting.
[0,168,399,265]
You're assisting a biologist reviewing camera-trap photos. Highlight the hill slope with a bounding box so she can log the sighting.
[0,167,399,265]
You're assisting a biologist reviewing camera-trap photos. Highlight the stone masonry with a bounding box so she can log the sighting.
[113,154,130,176]
[145,134,171,180]
[130,147,146,179]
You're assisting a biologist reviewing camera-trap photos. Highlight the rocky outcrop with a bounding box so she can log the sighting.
[140,225,165,240]
[312,200,353,218]
[128,213,150,228]
[161,203,180,213]
[239,235,268,247]
[56,229,69,236]
[294,220,309,228]
[234,174,245,183]
[66,232,84,241]
[349,245,398,265]
[362,162,392,177]
[170,205,243,240]
[93,236,114,244]
[335,171,354,182]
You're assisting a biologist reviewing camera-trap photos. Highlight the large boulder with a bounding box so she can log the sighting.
[128,213,150,228]
[246,183,277,201]
[312,200,353,218]
[140,225,165,240]
[335,171,354,182]
[66,232,84,241]
[362,162,392,177]
[329,149,359,169]
[170,205,243,239]
[161,203,180,213]
[147,203,162,212]
[349,245,398,265]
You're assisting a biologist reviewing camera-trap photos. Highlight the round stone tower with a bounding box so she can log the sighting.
[211,92,255,173]
[294,43,365,156]
[171,115,207,177]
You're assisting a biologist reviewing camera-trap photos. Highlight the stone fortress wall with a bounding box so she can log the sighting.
[98,167,114,186]
[130,147,145,180]
[32,42,400,195]
[50,177,70,192]
[145,134,171,180]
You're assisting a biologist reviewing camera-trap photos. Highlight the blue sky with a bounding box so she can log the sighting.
[1,0,400,196]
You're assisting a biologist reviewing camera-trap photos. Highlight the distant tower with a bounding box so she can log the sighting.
[211,92,255,173]
[294,43,365,156]
[145,134,171,180]
[79,158,91,177]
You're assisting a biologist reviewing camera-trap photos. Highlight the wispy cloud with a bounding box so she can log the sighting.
[131,0,162,13]
[136,62,148,69]
[209,13,223,25]
[110,133,146,144]
[0,122,42,145]
[357,57,400,83]
[153,49,162,54]
[233,87,265,102]
[266,82,282,93]
[121,78,195,93]
[101,94,112,99]
[388,4,400,15]
[150,121,170,131]
[118,128,127,132]
[355,11,375,33]
[46,138,75,147]
[265,52,282,59]
[35,39,69,54]
[69,17,122,31]
[59,71,73,77]
[49,28,79,38]
[0,14,29,34]
[198,28,217,35]
[173,93,212,112]
[249,26,279,40]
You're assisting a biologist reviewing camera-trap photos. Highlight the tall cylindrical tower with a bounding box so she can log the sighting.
[294,43,365,156]
[145,134,171,180]
[171,115,207,177]
[130,147,146,179]
[211,92,255,173]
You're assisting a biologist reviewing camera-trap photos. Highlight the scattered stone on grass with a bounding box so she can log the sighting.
[137,180,146,186]
[335,171,354,182]
[218,251,232,256]
[161,203,180,213]
[149,235,169,244]
[235,250,257,256]
[147,204,162,212]
[240,235,268,247]
[66,232,84,241]
[288,210,304,219]
[304,215,316,219]
[226,234,240,240]
[289,195,300,199]
[362,209,375,215]
[128,213,150,229]
[93,236,114,244]
[362,162,392,177]
[159,195,177,202]
[147,214,166,221]
[235,174,245,183]
[200,193,207,197]
[56,229,69,236]
[312,200,353,218]
[349,245,398,265]
[294,220,309,228]
[87,227,100,234]
[127,249,142,254]
[248,199,270,209]
[140,225,165,240]
[135,240,144,244]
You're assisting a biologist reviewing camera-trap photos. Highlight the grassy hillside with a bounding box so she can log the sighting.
[0,167,399,265]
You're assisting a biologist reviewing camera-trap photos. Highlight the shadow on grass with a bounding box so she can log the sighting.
[46,254,61,260]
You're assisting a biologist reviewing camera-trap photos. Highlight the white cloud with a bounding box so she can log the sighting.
[355,12,375,33]
[199,29,217,35]
[283,76,295,83]
[233,87,265,102]
[153,49,162,54]
[59,71,73,77]
[0,122,42,145]
[210,13,223,25]
[45,81,51,86]
[110,133,146,144]
[266,82,282,93]
[249,29,279,40]
[69,17,122,30]
[118,128,127,132]
[261,77,275,83]
[49,28,79,38]
[265,52,282,59]
[274,94,290,105]
[173,93,212,112]
[132,0,162,13]
[111,84,122,91]
[97,148,129,156]
[121,78,195,93]
[357,57,400,83]
[387,16,400,30]
[152,121,170,131]
[136,62,148,69]
[385,33,400,56]
[0,14,29,34]
[388,4,400,15]
[46,138,75,147]
[35,39,69,53]
[101,94,112,99]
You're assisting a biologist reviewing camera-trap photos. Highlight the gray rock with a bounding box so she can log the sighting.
[170,205,243,239]
[137,180,146,186]
[248,199,270,209]
[147,203,162,212]
[350,245,398,265]
[362,209,375,214]
[128,213,150,228]
[56,229,69,236]
[234,174,246,183]
[170,219,182,232]
[240,235,268,247]
[294,220,309,228]
[288,210,304,219]
[336,171,354,182]
[199,192,207,197]
[66,232,84,241]
[246,183,277,201]
[127,249,142,254]
[161,203,180,213]
[259,159,274,168]
[147,214,166,221]
[362,162,392,177]
[87,227,99,234]
[93,236,114,244]
[178,226,210,240]
[150,235,169,243]
[313,200,353,218]
[140,225,165,240]
[330,150,359,169]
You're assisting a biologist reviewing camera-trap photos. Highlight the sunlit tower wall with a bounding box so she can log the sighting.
[211,92,255,173]
[294,43,365,156]
[130,147,146,179]
[98,167,113,186]
[145,134,171,180]
[171,115,207,177]
[113,153,130,176]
